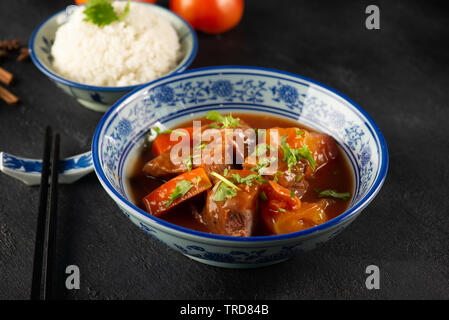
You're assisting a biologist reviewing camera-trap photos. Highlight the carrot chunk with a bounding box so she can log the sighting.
[143,167,212,217]
[151,127,194,156]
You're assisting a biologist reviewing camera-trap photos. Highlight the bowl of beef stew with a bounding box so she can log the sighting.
[92,66,388,268]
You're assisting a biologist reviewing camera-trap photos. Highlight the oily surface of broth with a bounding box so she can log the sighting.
[127,113,354,236]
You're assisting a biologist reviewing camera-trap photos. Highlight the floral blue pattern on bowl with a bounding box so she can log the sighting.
[92,66,389,268]
[0,151,93,185]
[29,3,197,112]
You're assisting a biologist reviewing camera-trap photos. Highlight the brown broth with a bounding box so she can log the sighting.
[126,113,354,236]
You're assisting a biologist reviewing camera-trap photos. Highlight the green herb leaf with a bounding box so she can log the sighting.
[290,189,295,198]
[182,156,193,171]
[152,126,161,135]
[205,110,223,122]
[251,143,275,157]
[250,157,275,175]
[208,123,221,129]
[165,180,193,207]
[194,141,207,150]
[259,191,268,201]
[280,134,299,172]
[210,172,242,191]
[117,0,130,21]
[156,128,188,136]
[222,113,241,128]
[279,208,286,212]
[205,111,241,128]
[296,144,317,171]
[83,0,130,27]
[280,134,317,172]
[231,173,258,186]
[213,182,237,202]
[296,128,305,136]
[273,170,282,183]
[318,189,351,200]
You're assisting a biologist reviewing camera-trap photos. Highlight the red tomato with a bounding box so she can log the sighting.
[75,0,156,4]
[271,200,328,235]
[260,181,329,235]
[170,0,244,34]
[303,131,338,176]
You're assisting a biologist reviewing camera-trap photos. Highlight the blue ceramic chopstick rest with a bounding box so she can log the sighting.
[0,151,93,185]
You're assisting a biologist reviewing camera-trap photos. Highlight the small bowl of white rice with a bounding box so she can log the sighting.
[29,1,197,112]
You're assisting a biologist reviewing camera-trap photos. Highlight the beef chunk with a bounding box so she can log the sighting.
[199,170,260,237]
[143,151,189,178]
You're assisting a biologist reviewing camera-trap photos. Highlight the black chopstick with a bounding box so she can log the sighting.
[31,127,52,300]
[30,127,60,300]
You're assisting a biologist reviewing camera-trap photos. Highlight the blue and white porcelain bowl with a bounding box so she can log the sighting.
[29,2,197,112]
[91,66,388,268]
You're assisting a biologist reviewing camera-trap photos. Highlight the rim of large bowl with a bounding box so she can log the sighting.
[92,66,389,243]
[28,2,198,92]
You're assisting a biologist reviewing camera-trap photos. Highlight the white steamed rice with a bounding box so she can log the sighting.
[51,2,181,87]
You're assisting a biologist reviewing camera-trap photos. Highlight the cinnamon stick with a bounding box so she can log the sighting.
[0,67,13,86]
[17,48,30,62]
[0,85,19,105]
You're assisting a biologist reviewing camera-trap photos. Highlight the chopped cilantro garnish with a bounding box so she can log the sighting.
[318,189,351,200]
[250,157,276,175]
[290,189,295,198]
[210,171,245,202]
[152,126,161,135]
[210,172,242,191]
[152,127,187,137]
[205,110,223,122]
[182,156,193,171]
[165,180,193,208]
[194,141,207,150]
[280,134,317,172]
[222,114,241,128]
[273,170,282,182]
[231,173,258,186]
[259,191,268,201]
[279,208,286,212]
[296,144,317,171]
[83,0,130,27]
[296,128,305,136]
[213,182,237,202]
[173,130,188,137]
[280,134,298,172]
[162,129,187,136]
[251,143,275,157]
[205,111,241,128]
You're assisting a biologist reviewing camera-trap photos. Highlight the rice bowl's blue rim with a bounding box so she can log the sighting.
[28,2,198,92]
[92,66,389,243]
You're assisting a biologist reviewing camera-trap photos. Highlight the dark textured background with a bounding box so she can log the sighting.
[1,0,448,299]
